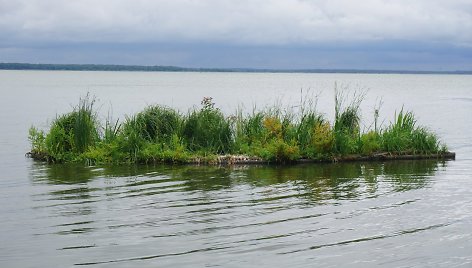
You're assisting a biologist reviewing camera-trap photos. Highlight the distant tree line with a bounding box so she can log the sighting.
[1,62,470,74]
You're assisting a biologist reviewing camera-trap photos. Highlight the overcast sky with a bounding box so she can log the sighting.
[1,0,472,70]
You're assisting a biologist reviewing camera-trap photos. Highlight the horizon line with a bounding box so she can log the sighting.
[1,62,471,75]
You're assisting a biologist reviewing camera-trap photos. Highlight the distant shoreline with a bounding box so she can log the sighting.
[1,62,471,75]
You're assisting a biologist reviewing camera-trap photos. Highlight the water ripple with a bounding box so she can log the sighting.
[280,222,453,254]
[12,159,471,267]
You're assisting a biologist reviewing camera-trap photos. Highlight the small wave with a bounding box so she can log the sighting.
[279,222,453,255]
[450,97,472,102]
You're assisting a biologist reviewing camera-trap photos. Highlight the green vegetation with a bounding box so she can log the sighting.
[28,92,451,165]
[183,97,232,154]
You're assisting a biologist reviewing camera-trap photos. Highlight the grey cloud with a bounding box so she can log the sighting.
[1,0,472,45]
[1,0,472,71]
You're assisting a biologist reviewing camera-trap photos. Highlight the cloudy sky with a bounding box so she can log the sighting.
[1,0,472,70]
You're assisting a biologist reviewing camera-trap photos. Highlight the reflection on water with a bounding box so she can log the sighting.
[29,161,442,229]
[31,160,443,198]
[25,160,457,267]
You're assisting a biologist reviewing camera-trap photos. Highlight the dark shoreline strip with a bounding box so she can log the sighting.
[208,152,456,165]
[27,151,455,165]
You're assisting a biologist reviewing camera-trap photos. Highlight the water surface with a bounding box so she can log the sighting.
[1,71,471,267]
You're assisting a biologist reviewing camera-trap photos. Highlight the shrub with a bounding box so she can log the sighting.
[263,116,282,139]
[258,139,300,163]
[138,135,190,164]
[28,126,46,153]
[360,131,381,155]
[312,122,334,155]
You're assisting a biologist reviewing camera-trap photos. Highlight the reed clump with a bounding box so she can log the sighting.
[28,91,450,165]
[382,110,441,154]
[182,97,232,154]
[29,95,99,162]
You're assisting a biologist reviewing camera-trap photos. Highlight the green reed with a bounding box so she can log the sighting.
[28,91,446,164]
[182,97,233,154]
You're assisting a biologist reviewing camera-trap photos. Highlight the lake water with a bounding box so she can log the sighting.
[1,70,472,267]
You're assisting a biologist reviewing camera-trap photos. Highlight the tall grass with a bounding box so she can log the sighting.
[333,88,364,154]
[238,111,265,146]
[29,91,447,164]
[129,105,182,143]
[73,95,98,153]
[182,97,232,154]
[118,115,146,161]
[103,115,120,143]
[296,111,326,157]
[41,95,98,161]
[382,109,441,154]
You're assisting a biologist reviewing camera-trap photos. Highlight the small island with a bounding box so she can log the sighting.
[27,93,455,165]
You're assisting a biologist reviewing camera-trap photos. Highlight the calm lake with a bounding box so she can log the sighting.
[1,70,472,267]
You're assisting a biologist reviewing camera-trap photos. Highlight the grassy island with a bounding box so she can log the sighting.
[27,93,454,165]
